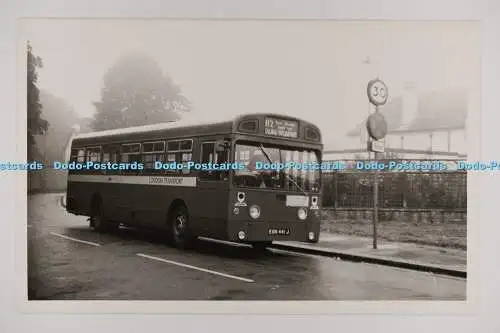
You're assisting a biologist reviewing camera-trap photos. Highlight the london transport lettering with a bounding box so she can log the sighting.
[147,176,196,187]
[149,177,183,185]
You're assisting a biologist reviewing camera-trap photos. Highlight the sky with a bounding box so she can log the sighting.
[20,19,480,150]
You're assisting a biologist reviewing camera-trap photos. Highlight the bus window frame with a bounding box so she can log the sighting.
[101,144,122,176]
[85,145,102,158]
[199,139,231,182]
[142,140,166,174]
[166,138,194,175]
[167,138,193,153]
[70,148,85,163]
[142,140,166,153]
[120,142,142,175]
[83,145,102,175]
[68,146,86,175]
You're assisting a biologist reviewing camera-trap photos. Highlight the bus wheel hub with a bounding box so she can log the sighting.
[175,216,186,235]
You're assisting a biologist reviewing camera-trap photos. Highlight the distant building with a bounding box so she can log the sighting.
[326,84,468,160]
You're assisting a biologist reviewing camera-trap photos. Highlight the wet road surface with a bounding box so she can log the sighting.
[27,193,466,300]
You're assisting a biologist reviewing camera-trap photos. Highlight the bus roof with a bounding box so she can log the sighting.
[71,113,322,146]
[73,112,232,140]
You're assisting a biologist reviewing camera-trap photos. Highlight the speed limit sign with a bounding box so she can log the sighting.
[367,79,388,106]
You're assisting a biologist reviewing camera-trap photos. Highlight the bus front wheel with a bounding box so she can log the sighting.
[169,205,195,249]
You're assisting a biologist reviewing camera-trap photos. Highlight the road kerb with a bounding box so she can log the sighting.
[271,242,466,279]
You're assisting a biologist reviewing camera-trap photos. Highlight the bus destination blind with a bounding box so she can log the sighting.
[264,117,299,138]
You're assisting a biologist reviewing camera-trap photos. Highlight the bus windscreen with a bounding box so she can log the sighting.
[233,141,321,192]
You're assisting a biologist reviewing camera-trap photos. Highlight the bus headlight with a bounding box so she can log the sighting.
[238,231,246,240]
[249,205,261,219]
[308,232,315,240]
[298,208,307,220]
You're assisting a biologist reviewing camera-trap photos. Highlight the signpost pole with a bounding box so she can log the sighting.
[366,78,388,250]
[372,108,379,249]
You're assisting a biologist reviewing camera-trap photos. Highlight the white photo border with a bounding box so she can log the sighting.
[15,17,480,315]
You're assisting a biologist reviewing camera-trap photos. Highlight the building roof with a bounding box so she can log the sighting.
[346,90,467,137]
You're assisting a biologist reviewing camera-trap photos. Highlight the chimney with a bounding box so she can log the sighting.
[401,82,419,127]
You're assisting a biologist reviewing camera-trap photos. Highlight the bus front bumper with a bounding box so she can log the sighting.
[228,220,320,243]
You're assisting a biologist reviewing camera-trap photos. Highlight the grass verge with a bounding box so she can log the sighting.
[321,220,466,250]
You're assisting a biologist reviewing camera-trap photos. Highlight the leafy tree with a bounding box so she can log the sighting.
[29,90,93,193]
[27,41,49,160]
[91,53,191,131]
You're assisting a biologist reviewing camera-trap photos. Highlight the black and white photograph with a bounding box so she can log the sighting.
[22,19,479,303]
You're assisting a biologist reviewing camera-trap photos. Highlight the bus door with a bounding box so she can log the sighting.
[193,137,231,238]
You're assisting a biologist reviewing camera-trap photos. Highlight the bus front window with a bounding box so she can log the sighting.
[233,142,321,192]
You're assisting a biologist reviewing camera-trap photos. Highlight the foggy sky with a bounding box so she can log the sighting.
[20,19,480,148]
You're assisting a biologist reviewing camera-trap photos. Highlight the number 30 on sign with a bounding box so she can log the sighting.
[367,79,388,106]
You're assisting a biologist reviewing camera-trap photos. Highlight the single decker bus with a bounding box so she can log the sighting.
[65,113,323,250]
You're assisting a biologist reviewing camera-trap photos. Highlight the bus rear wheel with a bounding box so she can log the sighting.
[90,199,118,233]
[169,205,195,249]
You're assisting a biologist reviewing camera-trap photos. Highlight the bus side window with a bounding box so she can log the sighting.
[166,139,193,175]
[101,147,110,175]
[142,141,165,175]
[86,147,101,162]
[70,149,80,162]
[200,141,228,181]
[102,146,120,175]
[215,143,229,181]
[121,143,141,174]
[69,148,83,175]
[200,142,215,180]
[76,149,85,163]
[85,146,101,174]
[110,148,120,163]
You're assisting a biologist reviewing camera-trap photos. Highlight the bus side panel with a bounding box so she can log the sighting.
[67,176,231,238]
[133,185,193,230]
[105,182,142,225]
[131,183,229,240]
[67,179,130,223]
[66,181,85,215]
[66,181,97,217]
[189,187,230,240]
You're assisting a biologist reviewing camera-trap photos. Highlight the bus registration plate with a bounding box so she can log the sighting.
[268,228,290,236]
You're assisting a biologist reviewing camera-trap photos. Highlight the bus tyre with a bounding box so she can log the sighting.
[169,205,194,249]
[251,241,272,251]
[90,199,117,233]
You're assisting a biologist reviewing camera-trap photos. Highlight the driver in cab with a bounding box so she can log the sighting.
[237,150,275,188]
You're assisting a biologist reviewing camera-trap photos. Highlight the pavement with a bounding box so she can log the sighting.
[274,234,466,275]
[28,193,466,300]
